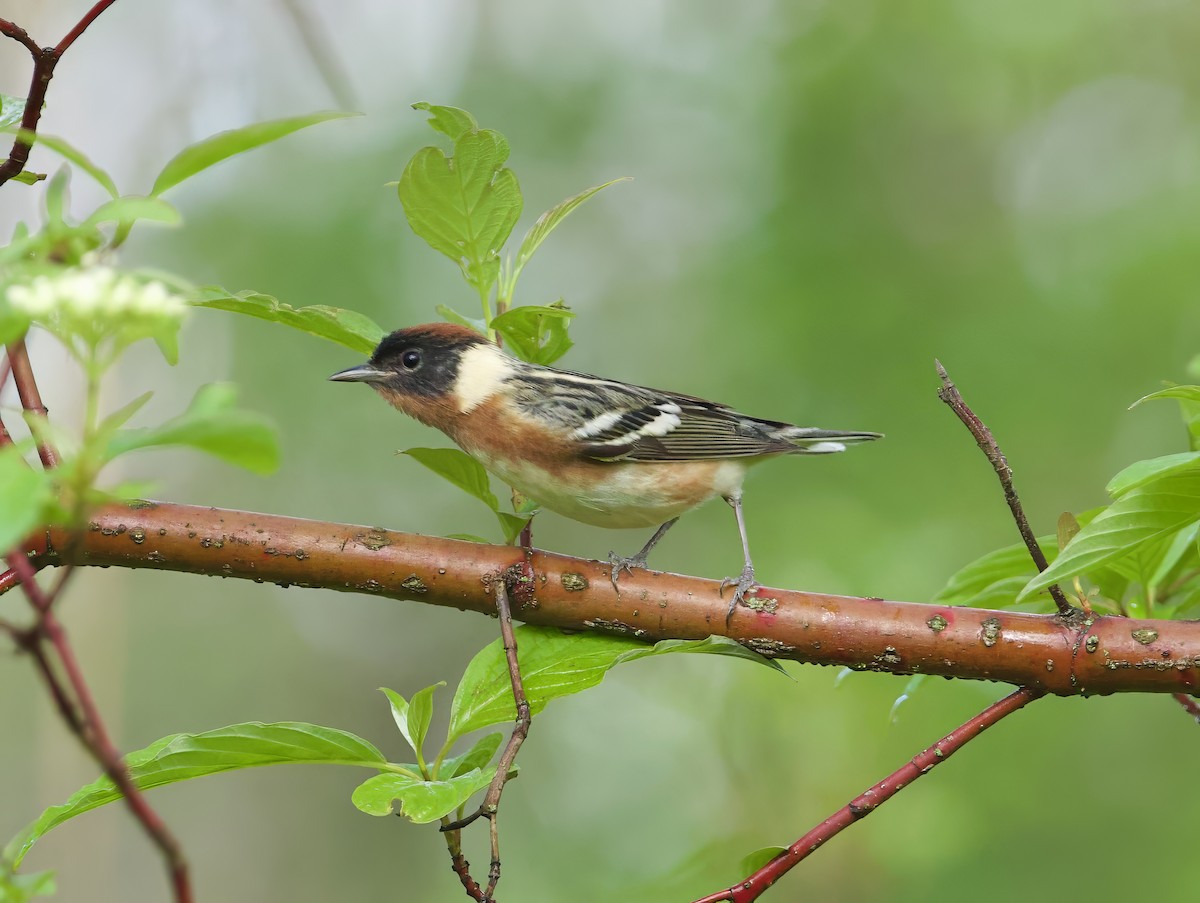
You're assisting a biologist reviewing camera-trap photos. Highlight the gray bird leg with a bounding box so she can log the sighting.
[720,492,759,623]
[609,517,680,588]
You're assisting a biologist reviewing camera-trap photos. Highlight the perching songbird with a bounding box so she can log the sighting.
[330,323,881,619]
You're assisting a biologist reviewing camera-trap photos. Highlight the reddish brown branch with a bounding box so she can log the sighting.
[692,687,1041,902]
[0,1,119,187]
[10,500,1199,697]
[6,337,59,467]
[5,552,193,902]
[936,361,1073,616]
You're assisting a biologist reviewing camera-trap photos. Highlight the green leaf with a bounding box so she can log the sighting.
[351,767,494,823]
[0,94,26,130]
[82,196,180,229]
[740,846,786,875]
[402,448,499,510]
[44,168,69,225]
[1130,385,1200,408]
[1107,452,1200,498]
[439,732,503,780]
[494,511,529,545]
[0,448,53,556]
[446,628,783,745]
[24,131,119,198]
[934,537,1058,608]
[150,111,360,196]
[512,178,628,279]
[3,722,386,869]
[398,129,523,294]
[99,391,154,434]
[191,287,383,355]
[105,383,279,475]
[381,688,415,752]
[412,102,478,141]
[10,171,42,186]
[435,304,487,335]
[407,682,445,764]
[0,867,56,902]
[1019,472,1200,600]
[1148,521,1199,597]
[491,304,574,365]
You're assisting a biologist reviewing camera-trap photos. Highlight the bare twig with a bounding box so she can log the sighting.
[0,1,120,187]
[6,337,59,467]
[692,687,1042,903]
[440,579,532,900]
[5,552,194,902]
[935,361,1074,616]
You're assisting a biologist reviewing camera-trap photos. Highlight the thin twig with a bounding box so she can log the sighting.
[7,337,59,467]
[935,361,1073,616]
[5,551,193,902]
[0,1,119,187]
[440,580,532,900]
[692,687,1042,903]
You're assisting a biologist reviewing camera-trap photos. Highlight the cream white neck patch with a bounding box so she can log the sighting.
[454,343,515,412]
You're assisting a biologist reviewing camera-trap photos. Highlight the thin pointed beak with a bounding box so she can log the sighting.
[328,363,388,383]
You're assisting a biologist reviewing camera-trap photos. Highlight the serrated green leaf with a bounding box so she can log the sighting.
[150,111,360,196]
[402,447,498,510]
[435,304,486,334]
[1019,472,1200,599]
[446,628,784,745]
[82,196,180,229]
[22,131,119,198]
[351,766,494,823]
[407,682,445,764]
[0,448,53,556]
[105,383,279,475]
[412,102,478,141]
[191,287,383,355]
[512,177,628,278]
[1106,452,1200,498]
[439,732,503,780]
[398,130,522,294]
[0,94,26,130]
[740,846,786,875]
[491,304,574,365]
[3,722,386,869]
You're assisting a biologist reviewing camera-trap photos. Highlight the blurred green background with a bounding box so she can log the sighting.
[3,0,1200,900]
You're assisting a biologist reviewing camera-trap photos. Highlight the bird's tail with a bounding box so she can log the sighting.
[777,427,883,455]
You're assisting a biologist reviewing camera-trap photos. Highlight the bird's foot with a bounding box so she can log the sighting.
[608,551,649,590]
[720,565,759,624]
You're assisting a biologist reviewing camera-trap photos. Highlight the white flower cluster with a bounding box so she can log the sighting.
[6,267,188,324]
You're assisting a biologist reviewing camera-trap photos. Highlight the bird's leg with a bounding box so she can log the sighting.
[609,518,679,588]
[720,493,759,623]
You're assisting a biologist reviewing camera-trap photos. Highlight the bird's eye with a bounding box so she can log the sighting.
[400,349,421,370]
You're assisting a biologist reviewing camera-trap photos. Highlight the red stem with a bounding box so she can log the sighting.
[692,687,1042,903]
[0,1,120,187]
[1172,693,1200,724]
[5,552,193,902]
[7,337,59,467]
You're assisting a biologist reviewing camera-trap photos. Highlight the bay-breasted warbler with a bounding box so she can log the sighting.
[331,323,881,618]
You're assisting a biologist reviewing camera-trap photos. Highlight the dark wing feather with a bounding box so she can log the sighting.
[505,365,879,463]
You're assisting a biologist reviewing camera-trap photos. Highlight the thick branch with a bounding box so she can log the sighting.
[13,500,1199,697]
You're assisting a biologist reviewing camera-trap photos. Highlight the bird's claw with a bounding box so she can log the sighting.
[608,551,648,590]
[720,566,759,624]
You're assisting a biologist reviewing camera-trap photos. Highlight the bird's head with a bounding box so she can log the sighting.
[330,323,509,421]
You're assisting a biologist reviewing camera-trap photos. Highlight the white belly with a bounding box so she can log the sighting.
[477,455,748,529]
